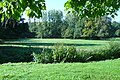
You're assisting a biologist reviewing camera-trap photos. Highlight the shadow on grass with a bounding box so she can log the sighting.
[0,46,51,64]
[1,42,102,47]
[0,42,102,63]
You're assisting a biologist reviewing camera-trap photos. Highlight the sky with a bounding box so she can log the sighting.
[46,0,67,11]
[112,10,120,22]
[24,0,120,22]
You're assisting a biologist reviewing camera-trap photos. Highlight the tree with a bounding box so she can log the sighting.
[112,21,120,37]
[0,0,46,21]
[82,16,113,39]
[115,29,120,36]
[47,10,63,38]
[28,10,64,38]
[64,27,74,38]
[96,17,113,38]
[1,0,120,21]
[40,11,48,38]
[63,12,79,38]
[72,16,85,38]
[82,18,96,38]
[0,18,33,39]
[64,0,120,18]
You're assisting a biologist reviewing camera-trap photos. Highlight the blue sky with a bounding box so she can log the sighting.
[112,10,120,22]
[46,0,67,11]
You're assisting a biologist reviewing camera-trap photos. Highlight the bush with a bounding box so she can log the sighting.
[52,45,77,63]
[75,50,93,62]
[65,46,77,62]
[32,44,78,63]
[104,42,120,59]
[52,44,67,63]
[32,42,120,63]
[32,48,53,63]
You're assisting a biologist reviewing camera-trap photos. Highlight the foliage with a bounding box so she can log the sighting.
[1,0,120,21]
[52,44,67,63]
[47,10,63,38]
[65,46,77,62]
[106,42,120,58]
[0,8,120,39]
[32,48,53,63]
[115,29,120,36]
[32,42,120,63]
[0,19,34,39]
[29,11,120,39]
[64,0,120,18]
[81,16,113,38]
[32,44,77,63]
[0,38,120,63]
[0,0,46,21]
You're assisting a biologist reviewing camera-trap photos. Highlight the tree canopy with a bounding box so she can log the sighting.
[65,0,120,18]
[0,0,46,21]
[0,0,120,21]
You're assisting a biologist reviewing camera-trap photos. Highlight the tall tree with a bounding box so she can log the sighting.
[63,12,78,38]
[82,16,113,38]
[47,10,63,38]
[74,18,85,38]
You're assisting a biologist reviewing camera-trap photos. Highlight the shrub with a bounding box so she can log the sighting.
[75,50,92,62]
[32,44,78,63]
[32,42,120,63]
[65,46,77,62]
[52,45,77,63]
[52,44,67,63]
[86,42,120,61]
[104,42,120,59]
[32,48,53,63]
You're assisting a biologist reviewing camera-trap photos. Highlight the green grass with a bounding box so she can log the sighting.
[0,38,120,79]
[2,38,120,50]
[0,58,120,80]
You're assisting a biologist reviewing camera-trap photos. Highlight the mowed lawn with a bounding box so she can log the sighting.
[0,59,120,80]
[2,38,120,50]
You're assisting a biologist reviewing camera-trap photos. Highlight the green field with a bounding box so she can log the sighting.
[1,38,120,50]
[0,38,120,80]
[0,59,120,80]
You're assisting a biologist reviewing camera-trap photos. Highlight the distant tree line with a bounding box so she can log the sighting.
[29,10,120,39]
[0,10,120,39]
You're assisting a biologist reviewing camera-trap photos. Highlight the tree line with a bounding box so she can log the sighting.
[0,17,34,39]
[0,10,120,39]
[29,10,120,39]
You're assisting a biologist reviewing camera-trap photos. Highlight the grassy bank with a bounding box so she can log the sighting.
[0,58,120,80]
